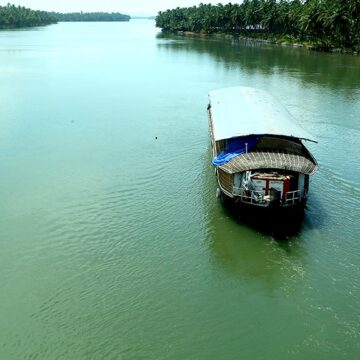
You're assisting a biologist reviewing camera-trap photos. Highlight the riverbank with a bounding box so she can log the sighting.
[156,2,360,56]
[175,31,359,56]
[236,33,359,55]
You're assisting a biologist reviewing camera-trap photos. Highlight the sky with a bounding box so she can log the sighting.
[0,1,236,16]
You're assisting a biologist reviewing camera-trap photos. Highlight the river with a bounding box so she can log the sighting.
[0,20,359,359]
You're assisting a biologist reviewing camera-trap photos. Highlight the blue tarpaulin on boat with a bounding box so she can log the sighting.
[212,136,259,166]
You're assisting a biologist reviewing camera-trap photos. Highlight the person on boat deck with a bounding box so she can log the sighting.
[243,178,255,191]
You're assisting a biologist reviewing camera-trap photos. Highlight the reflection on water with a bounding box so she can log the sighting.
[157,32,360,92]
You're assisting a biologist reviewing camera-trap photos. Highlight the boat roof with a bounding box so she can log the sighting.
[219,150,318,175]
[208,86,317,143]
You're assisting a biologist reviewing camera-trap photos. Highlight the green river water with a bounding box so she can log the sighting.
[0,20,360,359]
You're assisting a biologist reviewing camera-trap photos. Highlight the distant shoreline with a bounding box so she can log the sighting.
[0,3,131,30]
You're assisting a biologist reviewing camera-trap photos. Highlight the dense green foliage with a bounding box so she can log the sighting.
[156,0,360,49]
[0,3,130,29]
[54,12,130,22]
[0,3,57,28]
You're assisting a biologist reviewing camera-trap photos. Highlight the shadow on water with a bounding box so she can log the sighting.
[157,32,360,93]
[221,200,306,241]
[203,194,309,289]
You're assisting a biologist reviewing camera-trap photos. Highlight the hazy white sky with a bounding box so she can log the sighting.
[0,1,235,16]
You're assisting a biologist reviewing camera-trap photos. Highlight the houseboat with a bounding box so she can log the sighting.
[208,86,318,209]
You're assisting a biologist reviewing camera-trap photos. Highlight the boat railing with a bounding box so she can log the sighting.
[234,188,269,206]
[284,190,301,205]
[233,188,302,207]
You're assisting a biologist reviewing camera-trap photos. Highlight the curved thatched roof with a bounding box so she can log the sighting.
[219,150,318,175]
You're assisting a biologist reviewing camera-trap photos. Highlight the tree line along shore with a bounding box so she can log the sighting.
[0,3,130,29]
[156,1,360,52]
